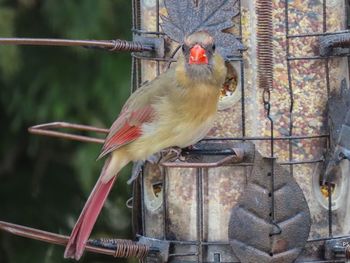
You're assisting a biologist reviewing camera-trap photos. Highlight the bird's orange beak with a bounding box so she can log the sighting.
[189,44,208,65]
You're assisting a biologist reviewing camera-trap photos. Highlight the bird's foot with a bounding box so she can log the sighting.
[146,152,163,164]
[128,153,164,184]
[160,147,185,162]
[128,148,187,184]
[183,144,200,151]
[128,160,145,184]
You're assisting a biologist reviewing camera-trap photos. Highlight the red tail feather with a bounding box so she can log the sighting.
[64,158,117,260]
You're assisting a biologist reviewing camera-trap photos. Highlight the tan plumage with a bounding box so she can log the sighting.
[64,31,227,260]
[111,53,226,172]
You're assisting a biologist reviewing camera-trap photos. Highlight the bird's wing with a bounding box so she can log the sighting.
[98,67,176,159]
[98,105,155,159]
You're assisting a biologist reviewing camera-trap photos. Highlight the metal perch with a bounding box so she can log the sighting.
[0,38,154,52]
[0,221,150,259]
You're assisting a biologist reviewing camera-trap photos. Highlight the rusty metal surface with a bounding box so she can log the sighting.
[228,150,311,263]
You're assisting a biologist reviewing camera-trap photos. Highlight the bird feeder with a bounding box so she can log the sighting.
[132,1,350,262]
[1,0,350,263]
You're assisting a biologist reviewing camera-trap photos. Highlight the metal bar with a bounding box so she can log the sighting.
[0,38,154,52]
[239,0,246,138]
[299,260,346,263]
[308,235,350,243]
[226,56,244,61]
[133,0,142,91]
[168,234,350,244]
[166,45,181,68]
[156,0,161,77]
[27,122,324,166]
[328,182,333,237]
[196,168,204,263]
[323,0,331,96]
[322,0,334,240]
[0,221,140,258]
[161,154,243,168]
[29,121,329,144]
[141,169,146,237]
[288,29,350,39]
[132,53,177,62]
[29,122,109,134]
[240,59,246,137]
[182,148,240,156]
[132,0,136,33]
[162,158,323,168]
[169,252,199,257]
[322,0,327,33]
[203,134,329,141]
[131,0,138,93]
[136,56,142,90]
[162,167,168,240]
[166,240,238,247]
[287,55,350,61]
[285,0,294,176]
[167,240,199,245]
[325,58,331,97]
[28,122,108,144]
[132,29,167,35]
[279,159,324,165]
[131,56,137,93]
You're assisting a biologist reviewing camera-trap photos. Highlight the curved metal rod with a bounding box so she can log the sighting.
[0,38,154,52]
[28,122,108,144]
[28,122,329,145]
[161,148,244,168]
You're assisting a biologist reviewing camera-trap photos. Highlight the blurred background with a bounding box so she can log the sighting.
[0,1,134,262]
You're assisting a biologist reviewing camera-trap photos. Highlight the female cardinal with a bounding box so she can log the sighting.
[64,31,227,260]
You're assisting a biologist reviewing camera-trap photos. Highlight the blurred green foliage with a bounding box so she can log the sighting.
[0,1,134,262]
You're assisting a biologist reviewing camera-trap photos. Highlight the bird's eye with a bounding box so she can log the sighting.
[212,44,216,51]
[182,45,185,52]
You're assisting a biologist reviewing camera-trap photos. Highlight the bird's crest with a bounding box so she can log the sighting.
[161,0,244,59]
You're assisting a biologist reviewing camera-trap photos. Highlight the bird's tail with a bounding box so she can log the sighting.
[64,153,126,260]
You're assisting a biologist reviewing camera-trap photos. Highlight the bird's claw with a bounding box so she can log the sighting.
[160,147,185,162]
[128,147,187,184]
[183,144,200,151]
[146,152,163,164]
[128,153,163,184]
[128,160,145,184]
